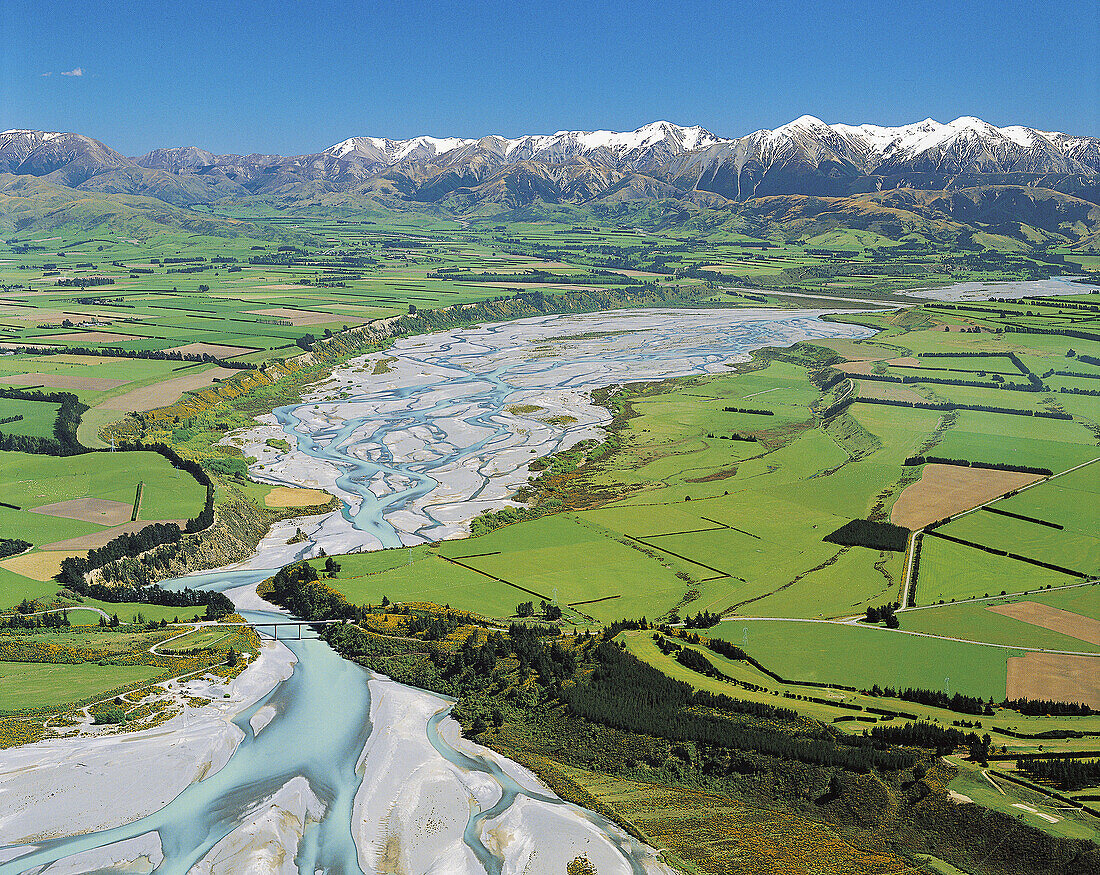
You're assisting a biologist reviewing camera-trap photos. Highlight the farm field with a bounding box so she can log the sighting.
[0,449,207,605]
[900,588,1100,652]
[316,297,1098,632]
[912,459,1100,605]
[917,534,1084,604]
[708,619,1011,700]
[310,546,526,620]
[0,660,161,711]
[0,397,62,437]
[0,450,205,538]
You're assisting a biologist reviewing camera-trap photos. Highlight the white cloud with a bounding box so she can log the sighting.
[41,71,53,77]
[60,67,83,77]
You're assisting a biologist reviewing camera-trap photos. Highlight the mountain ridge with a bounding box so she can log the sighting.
[2,118,1099,245]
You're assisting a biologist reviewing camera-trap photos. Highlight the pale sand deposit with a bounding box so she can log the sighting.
[354,675,676,875]
[0,640,294,845]
[190,777,324,875]
[33,833,163,874]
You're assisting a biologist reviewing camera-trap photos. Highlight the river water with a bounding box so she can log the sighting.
[238,307,878,563]
[2,307,883,874]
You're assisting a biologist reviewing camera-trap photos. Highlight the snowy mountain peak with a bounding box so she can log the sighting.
[322,122,722,170]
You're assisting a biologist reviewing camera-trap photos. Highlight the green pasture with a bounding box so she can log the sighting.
[0,567,58,609]
[0,450,206,549]
[900,589,1100,652]
[935,509,1100,577]
[75,599,205,624]
[994,462,1100,535]
[933,411,1098,471]
[710,619,1010,700]
[0,660,161,712]
[436,514,696,622]
[0,450,204,520]
[313,547,524,619]
[916,535,1077,604]
[158,626,236,651]
[0,398,60,437]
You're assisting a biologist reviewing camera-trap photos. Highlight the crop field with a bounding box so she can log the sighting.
[622,628,1100,751]
[994,463,1100,535]
[0,660,161,711]
[0,397,61,437]
[932,412,1098,471]
[0,450,206,598]
[936,510,1099,576]
[708,619,1011,700]
[916,533,1080,604]
[912,459,1100,605]
[900,588,1100,651]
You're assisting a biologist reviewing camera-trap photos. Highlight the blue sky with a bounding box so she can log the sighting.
[2,0,1097,155]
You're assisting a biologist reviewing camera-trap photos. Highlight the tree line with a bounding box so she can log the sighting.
[0,538,31,559]
[1003,697,1094,717]
[723,406,774,415]
[1017,757,1100,791]
[867,684,991,716]
[0,387,86,456]
[905,455,1052,476]
[2,607,70,629]
[870,720,983,754]
[2,344,256,369]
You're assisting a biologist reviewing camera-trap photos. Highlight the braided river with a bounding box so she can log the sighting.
[1,307,878,874]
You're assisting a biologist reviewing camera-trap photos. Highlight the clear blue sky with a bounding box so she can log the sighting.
[2,0,1097,155]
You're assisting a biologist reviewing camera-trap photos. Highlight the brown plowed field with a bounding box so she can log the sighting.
[165,342,255,359]
[41,520,188,552]
[28,498,133,525]
[1006,652,1100,708]
[890,464,1042,530]
[97,367,234,411]
[987,602,1100,648]
[856,381,927,403]
[247,308,342,326]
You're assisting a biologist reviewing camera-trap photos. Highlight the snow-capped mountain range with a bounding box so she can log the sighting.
[2,117,1098,210]
[316,116,1099,177]
[323,121,724,170]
